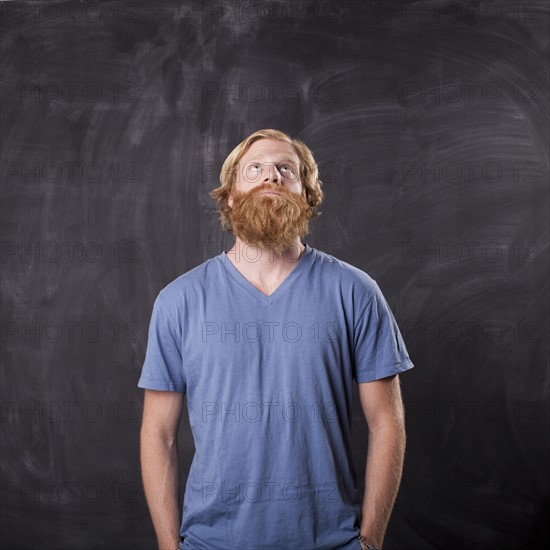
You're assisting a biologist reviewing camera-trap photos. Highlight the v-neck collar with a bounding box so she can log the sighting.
[218,243,313,305]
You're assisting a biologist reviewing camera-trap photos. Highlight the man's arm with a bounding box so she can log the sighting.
[140,389,185,550]
[358,374,407,550]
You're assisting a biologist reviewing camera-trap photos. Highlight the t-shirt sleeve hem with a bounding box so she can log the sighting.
[137,377,185,392]
[355,357,415,383]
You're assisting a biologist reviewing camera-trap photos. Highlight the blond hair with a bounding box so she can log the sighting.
[209,129,324,235]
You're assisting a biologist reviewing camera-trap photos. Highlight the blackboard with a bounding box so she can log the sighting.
[1,1,548,548]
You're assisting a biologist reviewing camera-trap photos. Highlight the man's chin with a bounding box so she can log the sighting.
[229,196,312,257]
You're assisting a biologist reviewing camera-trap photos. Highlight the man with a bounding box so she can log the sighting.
[138,129,414,550]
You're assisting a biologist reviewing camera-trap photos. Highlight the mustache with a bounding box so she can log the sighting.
[244,184,296,201]
[230,183,310,214]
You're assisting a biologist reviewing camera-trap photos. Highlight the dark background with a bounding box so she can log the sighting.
[1,1,548,549]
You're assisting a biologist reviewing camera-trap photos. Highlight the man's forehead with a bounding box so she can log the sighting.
[241,139,300,164]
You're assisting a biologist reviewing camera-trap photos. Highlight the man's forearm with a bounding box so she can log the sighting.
[140,430,181,550]
[360,423,406,549]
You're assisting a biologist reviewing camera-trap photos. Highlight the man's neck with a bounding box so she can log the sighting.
[226,239,306,281]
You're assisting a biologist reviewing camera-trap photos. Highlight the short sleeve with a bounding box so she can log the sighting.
[137,292,186,393]
[352,281,414,383]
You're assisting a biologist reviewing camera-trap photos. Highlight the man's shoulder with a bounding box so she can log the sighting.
[311,246,380,300]
[155,253,221,305]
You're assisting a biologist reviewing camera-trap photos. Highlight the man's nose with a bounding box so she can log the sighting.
[263,164,282,184]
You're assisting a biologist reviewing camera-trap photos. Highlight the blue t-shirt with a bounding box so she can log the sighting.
[138,243,414,550]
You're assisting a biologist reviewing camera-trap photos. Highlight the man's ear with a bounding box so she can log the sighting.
[227,193,233,208]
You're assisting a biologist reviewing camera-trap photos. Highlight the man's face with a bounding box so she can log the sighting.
[227,139,313,257]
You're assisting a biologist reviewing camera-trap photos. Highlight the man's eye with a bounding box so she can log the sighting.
[281,165,294,173]
[247,163,262,173]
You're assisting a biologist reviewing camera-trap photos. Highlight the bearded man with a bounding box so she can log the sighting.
[137,129,415,550]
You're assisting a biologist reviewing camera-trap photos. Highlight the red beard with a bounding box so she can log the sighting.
[229,183,313,257]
